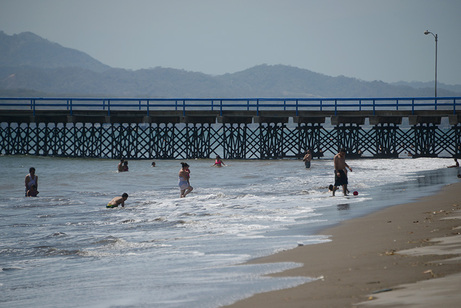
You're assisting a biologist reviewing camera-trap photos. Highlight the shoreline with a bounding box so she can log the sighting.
[225,181,461,307]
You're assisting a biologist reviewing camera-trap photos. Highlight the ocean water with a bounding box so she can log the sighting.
[0,156,459,308]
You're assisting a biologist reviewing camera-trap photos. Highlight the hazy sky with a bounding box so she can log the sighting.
[1,0,460,84]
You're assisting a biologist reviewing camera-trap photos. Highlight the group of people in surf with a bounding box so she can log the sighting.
[107,155,226,207]
[28,150,458,207]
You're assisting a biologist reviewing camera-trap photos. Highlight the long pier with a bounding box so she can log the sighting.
[1,97,461,159]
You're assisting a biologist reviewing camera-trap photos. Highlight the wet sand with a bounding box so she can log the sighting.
[226,182,461,307]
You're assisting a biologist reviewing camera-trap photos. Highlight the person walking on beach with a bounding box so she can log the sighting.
[25,167,38,197]
[178,162,193,198]
[107,193,128,208]
[303,150,312,168]
[212,155,226,167]
[332,148,352,196]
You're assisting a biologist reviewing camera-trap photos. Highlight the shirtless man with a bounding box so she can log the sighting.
[25,167,38,197]
[107,193,128,208]
[332,148,352,196]
[303,150,312,168]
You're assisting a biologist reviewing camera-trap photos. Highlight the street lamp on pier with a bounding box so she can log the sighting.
[424,30,438,98]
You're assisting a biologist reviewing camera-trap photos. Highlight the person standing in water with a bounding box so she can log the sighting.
[302,150,312,168]
[25,167,38,197]
[212,155,226,167]
[332,148,352,196]
[178,162,193,198]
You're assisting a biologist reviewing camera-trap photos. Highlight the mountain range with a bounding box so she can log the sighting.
[1,31,460,98]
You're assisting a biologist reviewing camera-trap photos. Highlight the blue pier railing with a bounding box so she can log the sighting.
[0,97,460,116]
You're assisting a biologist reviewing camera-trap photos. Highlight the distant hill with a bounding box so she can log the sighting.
[0,31,110,73]
[392,81,461,95]
[0,31,460,98]
[215,65,457,97]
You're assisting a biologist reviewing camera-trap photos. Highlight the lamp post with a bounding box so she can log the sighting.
[424,30,438,98]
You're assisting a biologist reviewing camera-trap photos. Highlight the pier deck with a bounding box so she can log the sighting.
[1,97,460,159]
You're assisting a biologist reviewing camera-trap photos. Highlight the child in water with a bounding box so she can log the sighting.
[27,184,39,197]
[179,162,193,198]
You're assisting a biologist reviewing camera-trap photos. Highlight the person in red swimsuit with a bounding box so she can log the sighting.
[212,155,226,167]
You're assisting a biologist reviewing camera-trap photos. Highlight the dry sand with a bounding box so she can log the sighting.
[225,181,461,308]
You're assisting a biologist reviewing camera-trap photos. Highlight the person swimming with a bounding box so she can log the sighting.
[117,159,125,172]
[107,193,128,208]
[212,155,226,167]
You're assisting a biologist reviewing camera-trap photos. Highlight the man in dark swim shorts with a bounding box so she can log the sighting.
[332,148,352,196]
[107,193,128,208]
[335,169,348,186]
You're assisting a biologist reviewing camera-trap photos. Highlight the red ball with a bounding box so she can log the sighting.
[353,191,358,196]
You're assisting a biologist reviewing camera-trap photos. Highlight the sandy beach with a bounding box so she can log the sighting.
[226,181,461,308]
